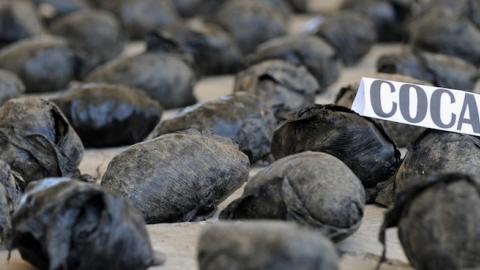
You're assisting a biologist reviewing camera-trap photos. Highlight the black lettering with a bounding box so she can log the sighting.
[431,89,456,128]
[399,84,428,123]
[457,94,480,133]
[371,80,397,118]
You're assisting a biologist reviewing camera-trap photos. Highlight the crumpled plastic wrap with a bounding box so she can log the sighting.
[86,51,196,109]
[50,9,126,78]
[102,131,250,223]
[52,83,163,148]
[0,70,25,106]
[395,130,480,194]
[7,178,164,270]
[198,222,339,270]
[377,49,479,90]
[149,93,276,162]
[379,173,480,270]
[0,36,76,93]
[0,161,22,243]
[210,0,288,55]
[272,105,401,190]
[221,152,365,242]
[89,0,180,40]
[146,22,243,76]
[0,0,43,47]
[0,98,84,186]
[410,9,480,66]
[248,35,341,92]
[316,11,377,65]
[233,60,318,122]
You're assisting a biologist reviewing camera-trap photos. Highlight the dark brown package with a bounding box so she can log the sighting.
[316,11,377,65]
[7,178,164,270]
[102,131,249,223]
[379,173,480,270]
[377,49,478,90]
[272,105,400,190]
[0,0,43,47]
[52,83,163,148]
[0,36,76,93]
[150,93,276,163]
[198,222,339,270]
[50,9,126,78]
[248,35,341,92]
[146,22,243,76]
[86,52,196,109]
[0,98,84,185]
[233,60,318,121]
[210,0,287,55]
[0,70,25,106]
[221,152,365,242]
[89,0,180,39]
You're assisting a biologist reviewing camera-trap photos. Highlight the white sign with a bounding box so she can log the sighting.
[351,77,480,136]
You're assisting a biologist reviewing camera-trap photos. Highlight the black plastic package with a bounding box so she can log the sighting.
[316,11,377,65]
[0,98,84,185]
[233,60,318,121]
[146,22,243,76]
[272,105,401,190]
[410,9,480,66]
[0,36,76,93]
[379,173,480,270]
[52,83,163,148]
[210,0,287,55]
[0,0,43,47]
[89,0,180,39]
[248,35,341,92]
[102,131,249,224]
[0,70,25,106]
[149,93,276,163]
[86,52,196,109]
[7,178,164,270]
[50,9,126,78]
[395,130,480,194]
[221,152,365,242]
[0,161,22,243]
[341,0,411,42]
[198,222,339,270]
[377,49,479,90]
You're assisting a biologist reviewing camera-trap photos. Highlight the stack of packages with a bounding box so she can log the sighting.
[0,0,479,269]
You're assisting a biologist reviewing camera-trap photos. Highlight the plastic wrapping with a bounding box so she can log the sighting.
[102,131,249,223]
